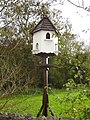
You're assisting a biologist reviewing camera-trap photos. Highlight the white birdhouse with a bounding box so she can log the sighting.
[32,17,58,56]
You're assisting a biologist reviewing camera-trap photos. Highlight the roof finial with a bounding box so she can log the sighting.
[41,4,49,19]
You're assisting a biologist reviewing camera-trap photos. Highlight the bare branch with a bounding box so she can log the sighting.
[67,0,90,12]
[67,0,84,8]
[0,100,9,110]
[0,5,6,12]
[0,14,18,30]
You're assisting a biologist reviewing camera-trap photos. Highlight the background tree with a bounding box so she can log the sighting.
[0,0,62,95]
[49,21,90,88]
[0,0,90,95]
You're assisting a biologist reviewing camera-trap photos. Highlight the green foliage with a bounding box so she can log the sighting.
[0,43,40,95]
[0,87,90,119]
[0,0,62,95]
[0,1,90,119]
[0,0,90,96]
[53,79,90,119]
[49,31,90,88]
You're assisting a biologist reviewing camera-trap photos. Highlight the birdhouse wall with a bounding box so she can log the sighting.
[41,31,55,53]
[32,31,42,54]
[32,30,58,55]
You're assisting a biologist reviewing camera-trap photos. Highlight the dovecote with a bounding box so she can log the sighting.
[32,17,58,56]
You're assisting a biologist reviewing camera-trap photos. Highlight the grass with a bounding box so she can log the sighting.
[0,94,42,116]
[0,88,90,119]
[49,89,90,118]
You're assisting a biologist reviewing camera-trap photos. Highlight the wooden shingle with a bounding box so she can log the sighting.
[33,17,57,33]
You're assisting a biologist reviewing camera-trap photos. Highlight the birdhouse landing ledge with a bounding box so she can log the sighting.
[32,17,58,56]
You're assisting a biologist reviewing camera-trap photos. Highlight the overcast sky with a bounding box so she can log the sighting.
[53,0,90,46]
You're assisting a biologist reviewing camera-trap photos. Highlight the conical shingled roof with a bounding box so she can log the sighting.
[33,17,57,33]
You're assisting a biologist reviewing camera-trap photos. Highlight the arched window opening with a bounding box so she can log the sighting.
[46,33,50,39]
[36,43,39,50]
